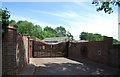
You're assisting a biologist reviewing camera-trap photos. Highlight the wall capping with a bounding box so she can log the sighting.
[6,24,17,30]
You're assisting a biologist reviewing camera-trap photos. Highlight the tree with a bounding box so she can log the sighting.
[79,32,120,44]
[80,32,104,41]
[66,31,74,40]
[43,26,74,40]
[79,32,88,40]
[55,26,66,37]
[8,19,74,40]
[17,20,44,39]
[94,33,104,41]
[113,39,120,44]
[9,19,17,25]
[43,26,57,37]
[17,20,34,35]
[44,26,56,34]
[31,25,44,39]
[92,0,120,14]
[0,8,10,28]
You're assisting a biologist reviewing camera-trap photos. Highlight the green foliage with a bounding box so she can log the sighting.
[31,25,44,39]
[66,31,74,40]
[55,26,66,37]
[92,0,120,14]
[0,7,74,40]
[9,19,17,25]
[43,26,57,37]
[80,32,104,41]
[79,32,120,44]
[12,20,74,40]
[0,8,10,27]
[17,20,33,35]
[17,20,44,39]
[55,26,74,40]
[113,39,120,44]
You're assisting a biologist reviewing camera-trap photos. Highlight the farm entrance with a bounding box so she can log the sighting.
[32,41,69,58]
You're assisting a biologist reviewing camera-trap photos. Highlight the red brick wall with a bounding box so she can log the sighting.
[2,24,29,75]
[109,45,120,68]
[15,34,29,74]
[68,37,120,69]
[2,24,18,75]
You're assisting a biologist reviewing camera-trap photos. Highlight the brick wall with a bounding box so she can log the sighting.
[68,37,120,69]
[109,44,120,68]
[15,34,29,74]
[2,24,29,75]
[2,24,17,75]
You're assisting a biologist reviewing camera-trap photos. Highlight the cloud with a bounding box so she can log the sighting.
[9,2,118,40]
[10,14,58,28]
[30,10,81,18]
[65,13,118,40]
[10,13,118,40]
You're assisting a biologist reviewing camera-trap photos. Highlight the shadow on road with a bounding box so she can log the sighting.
[33,62,118,75]
[17,58,119,76]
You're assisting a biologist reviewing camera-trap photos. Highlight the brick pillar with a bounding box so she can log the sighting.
[104,36,113,65]
[2,24,17,75]
[22,34,30,63]
[104,36,113,48]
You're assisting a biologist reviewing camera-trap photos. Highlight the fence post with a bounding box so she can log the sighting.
[27,36,30,63]
[66,41,69,58]
[32,40,34,58]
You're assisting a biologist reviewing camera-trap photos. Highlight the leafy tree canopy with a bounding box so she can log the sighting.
[9,19,17,25]
[0,8,10,27]
[92,0,120,14]
[79,32,120,44]
[10,20,74,40]
[17,20,44,39]
[43,26,57,38]
[55,26,67,37]
[66,31,74,40]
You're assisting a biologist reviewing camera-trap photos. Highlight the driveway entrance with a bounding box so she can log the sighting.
[32,41,68,58]
[18,57,117,75]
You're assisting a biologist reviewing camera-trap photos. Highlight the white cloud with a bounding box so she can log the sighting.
[10,10,118,40]
[65,13,118,40]
[9,2,118,40]
[10,14,58,28]
[30,10,81,18]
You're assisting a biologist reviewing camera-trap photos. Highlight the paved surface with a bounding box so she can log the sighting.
[18,57,118,75]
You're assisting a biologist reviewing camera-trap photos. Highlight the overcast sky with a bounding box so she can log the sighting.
[2,2,118,40]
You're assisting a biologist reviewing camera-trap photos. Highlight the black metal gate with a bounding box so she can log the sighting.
[33,41,68,58]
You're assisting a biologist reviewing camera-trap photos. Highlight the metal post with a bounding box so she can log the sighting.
[51,45,52,57]
[32,40,34,58]
[27,36,30,63]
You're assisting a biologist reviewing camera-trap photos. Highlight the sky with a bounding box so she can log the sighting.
[2,2,118,40]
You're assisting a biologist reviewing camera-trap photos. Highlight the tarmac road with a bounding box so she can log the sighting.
[18,57,118,75]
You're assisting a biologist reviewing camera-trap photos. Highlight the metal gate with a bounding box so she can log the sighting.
[33,41,68,58]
